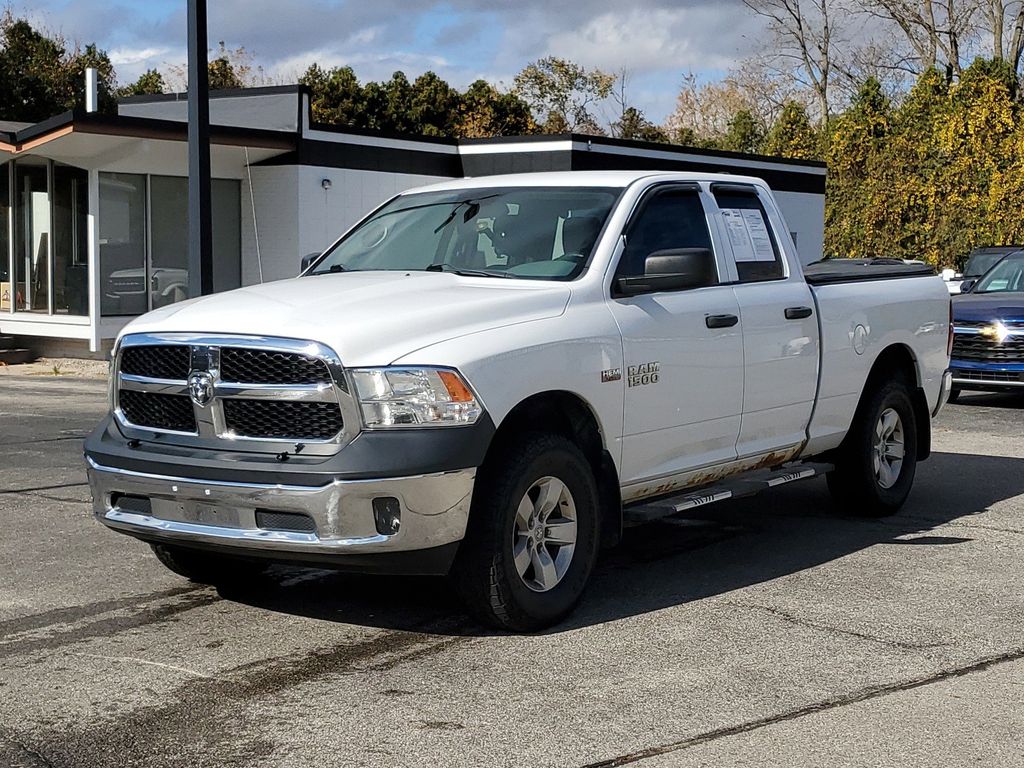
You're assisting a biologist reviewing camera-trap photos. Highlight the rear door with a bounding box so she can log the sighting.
[608,183,744,486]
[709,183,819,458]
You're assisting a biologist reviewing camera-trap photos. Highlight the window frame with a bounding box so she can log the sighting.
[610,182,723,297]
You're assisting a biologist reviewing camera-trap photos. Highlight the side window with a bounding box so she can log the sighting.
[617,189,713,279]
[712,187,785,282]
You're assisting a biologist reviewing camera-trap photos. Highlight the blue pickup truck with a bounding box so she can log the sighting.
[950,249,1024,400]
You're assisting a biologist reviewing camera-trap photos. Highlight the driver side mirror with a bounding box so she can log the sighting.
[959,278,977,293]
[300,252,320,273]
[615,248,717,297]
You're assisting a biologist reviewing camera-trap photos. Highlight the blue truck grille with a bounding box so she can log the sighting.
[952,334,1024,363]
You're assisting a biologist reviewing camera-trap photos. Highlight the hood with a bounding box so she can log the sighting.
[952,292,1024,324]
[119,271,572,366]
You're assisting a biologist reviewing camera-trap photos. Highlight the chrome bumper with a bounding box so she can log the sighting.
[86,457,475,557]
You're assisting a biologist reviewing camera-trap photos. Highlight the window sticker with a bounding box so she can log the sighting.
[721,208,776,263]
[721,209,755,262]
[740,209,776,262]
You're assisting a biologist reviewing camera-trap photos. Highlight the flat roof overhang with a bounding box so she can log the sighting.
[0,110,294,170]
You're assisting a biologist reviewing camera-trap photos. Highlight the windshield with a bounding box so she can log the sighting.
[309,186,622,280]
[974,252,1024,293]
[965,250,1014,277]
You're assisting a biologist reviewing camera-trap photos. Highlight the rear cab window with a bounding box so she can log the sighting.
[711,185,785,282]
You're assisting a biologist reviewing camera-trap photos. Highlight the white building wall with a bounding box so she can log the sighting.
[773,190,826,265]
[241,165,448,285]
[295,167,448,260]
[241,165,299,285]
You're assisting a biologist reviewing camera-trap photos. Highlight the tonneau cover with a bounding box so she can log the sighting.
[804,259,936,285]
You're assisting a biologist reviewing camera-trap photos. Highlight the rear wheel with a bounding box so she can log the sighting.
[452,432,600,632]
[151,543,268,585]
[827,379,919,517]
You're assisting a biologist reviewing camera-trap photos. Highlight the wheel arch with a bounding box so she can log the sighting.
[484,390,622,549]
[859,343,931,460]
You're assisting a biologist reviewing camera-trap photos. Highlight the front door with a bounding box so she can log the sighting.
[607,184,744,487]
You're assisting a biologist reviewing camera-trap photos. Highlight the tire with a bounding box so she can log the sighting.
[151,543,268,585]
[452,432,601,632]
[947,387,961,404]
[827,378,919,517]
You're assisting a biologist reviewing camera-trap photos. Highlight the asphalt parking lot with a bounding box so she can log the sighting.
[1,375,1022,768]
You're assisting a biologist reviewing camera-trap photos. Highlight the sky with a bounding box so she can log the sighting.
[13,0,767,124]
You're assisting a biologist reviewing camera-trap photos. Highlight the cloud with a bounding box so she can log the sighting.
[9,0,766,122]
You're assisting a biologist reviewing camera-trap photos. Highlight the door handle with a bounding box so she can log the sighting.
[705,314,739,329]
[785,306,814,320]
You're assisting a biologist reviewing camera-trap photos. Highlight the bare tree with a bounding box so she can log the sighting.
[977,0,1024,73]
[743,0,841,123]
[861,1,978,78]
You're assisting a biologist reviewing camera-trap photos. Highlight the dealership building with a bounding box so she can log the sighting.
[0,85,826,356]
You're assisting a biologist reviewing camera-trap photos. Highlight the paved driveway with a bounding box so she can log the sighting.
[1,376,1022,767]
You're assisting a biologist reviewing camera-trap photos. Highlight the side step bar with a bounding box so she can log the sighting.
[623,462,834,525]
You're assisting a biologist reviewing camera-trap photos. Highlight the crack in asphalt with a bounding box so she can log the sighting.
[17,491,90,504]
[0,725,57,768]
[724,601,949,651]
[580,646,1024,767]
[0,482,88,496]
[2,435,87,447]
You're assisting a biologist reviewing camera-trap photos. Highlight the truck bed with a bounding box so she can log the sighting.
[804,259,935,285]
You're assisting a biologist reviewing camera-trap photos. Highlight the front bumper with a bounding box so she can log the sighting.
[951,365,1024,391]
[86,457,475,575]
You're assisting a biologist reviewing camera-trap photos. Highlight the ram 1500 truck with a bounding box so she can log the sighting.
[85,171,953,631]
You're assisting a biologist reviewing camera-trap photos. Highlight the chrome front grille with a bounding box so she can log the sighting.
[120,345,192,380]
[119,389,197,433]
[222,399,343,439]
[113,334,354,454]
[220,348,331,385]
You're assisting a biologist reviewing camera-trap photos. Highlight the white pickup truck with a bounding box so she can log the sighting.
[85,171,953,630]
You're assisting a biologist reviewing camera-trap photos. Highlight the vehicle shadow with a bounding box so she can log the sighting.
[221,451,1024,635]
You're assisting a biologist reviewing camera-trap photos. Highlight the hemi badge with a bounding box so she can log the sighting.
[601,368,622,383]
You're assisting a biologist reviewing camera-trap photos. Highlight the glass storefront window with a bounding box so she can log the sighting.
[149,176,241,309]
[52,164,89,315]
[1,161,10,312]
[99,173,147,316]
[6,166,240,319]
[13,158,50,313]
[2,158,90,316]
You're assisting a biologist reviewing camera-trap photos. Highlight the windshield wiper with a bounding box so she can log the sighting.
[424,263,513,279]
[432,194,500,234]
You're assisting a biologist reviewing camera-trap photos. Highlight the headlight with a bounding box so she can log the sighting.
[350,367,483,428]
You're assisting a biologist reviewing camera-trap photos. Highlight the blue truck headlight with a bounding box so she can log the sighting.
[350,367,483,428]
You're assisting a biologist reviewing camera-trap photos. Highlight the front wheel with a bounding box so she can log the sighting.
[827,379,919,517]
[452,433,600,632]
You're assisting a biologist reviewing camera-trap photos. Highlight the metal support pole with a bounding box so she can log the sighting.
[87,168,101,352]
[187,0,213,297]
